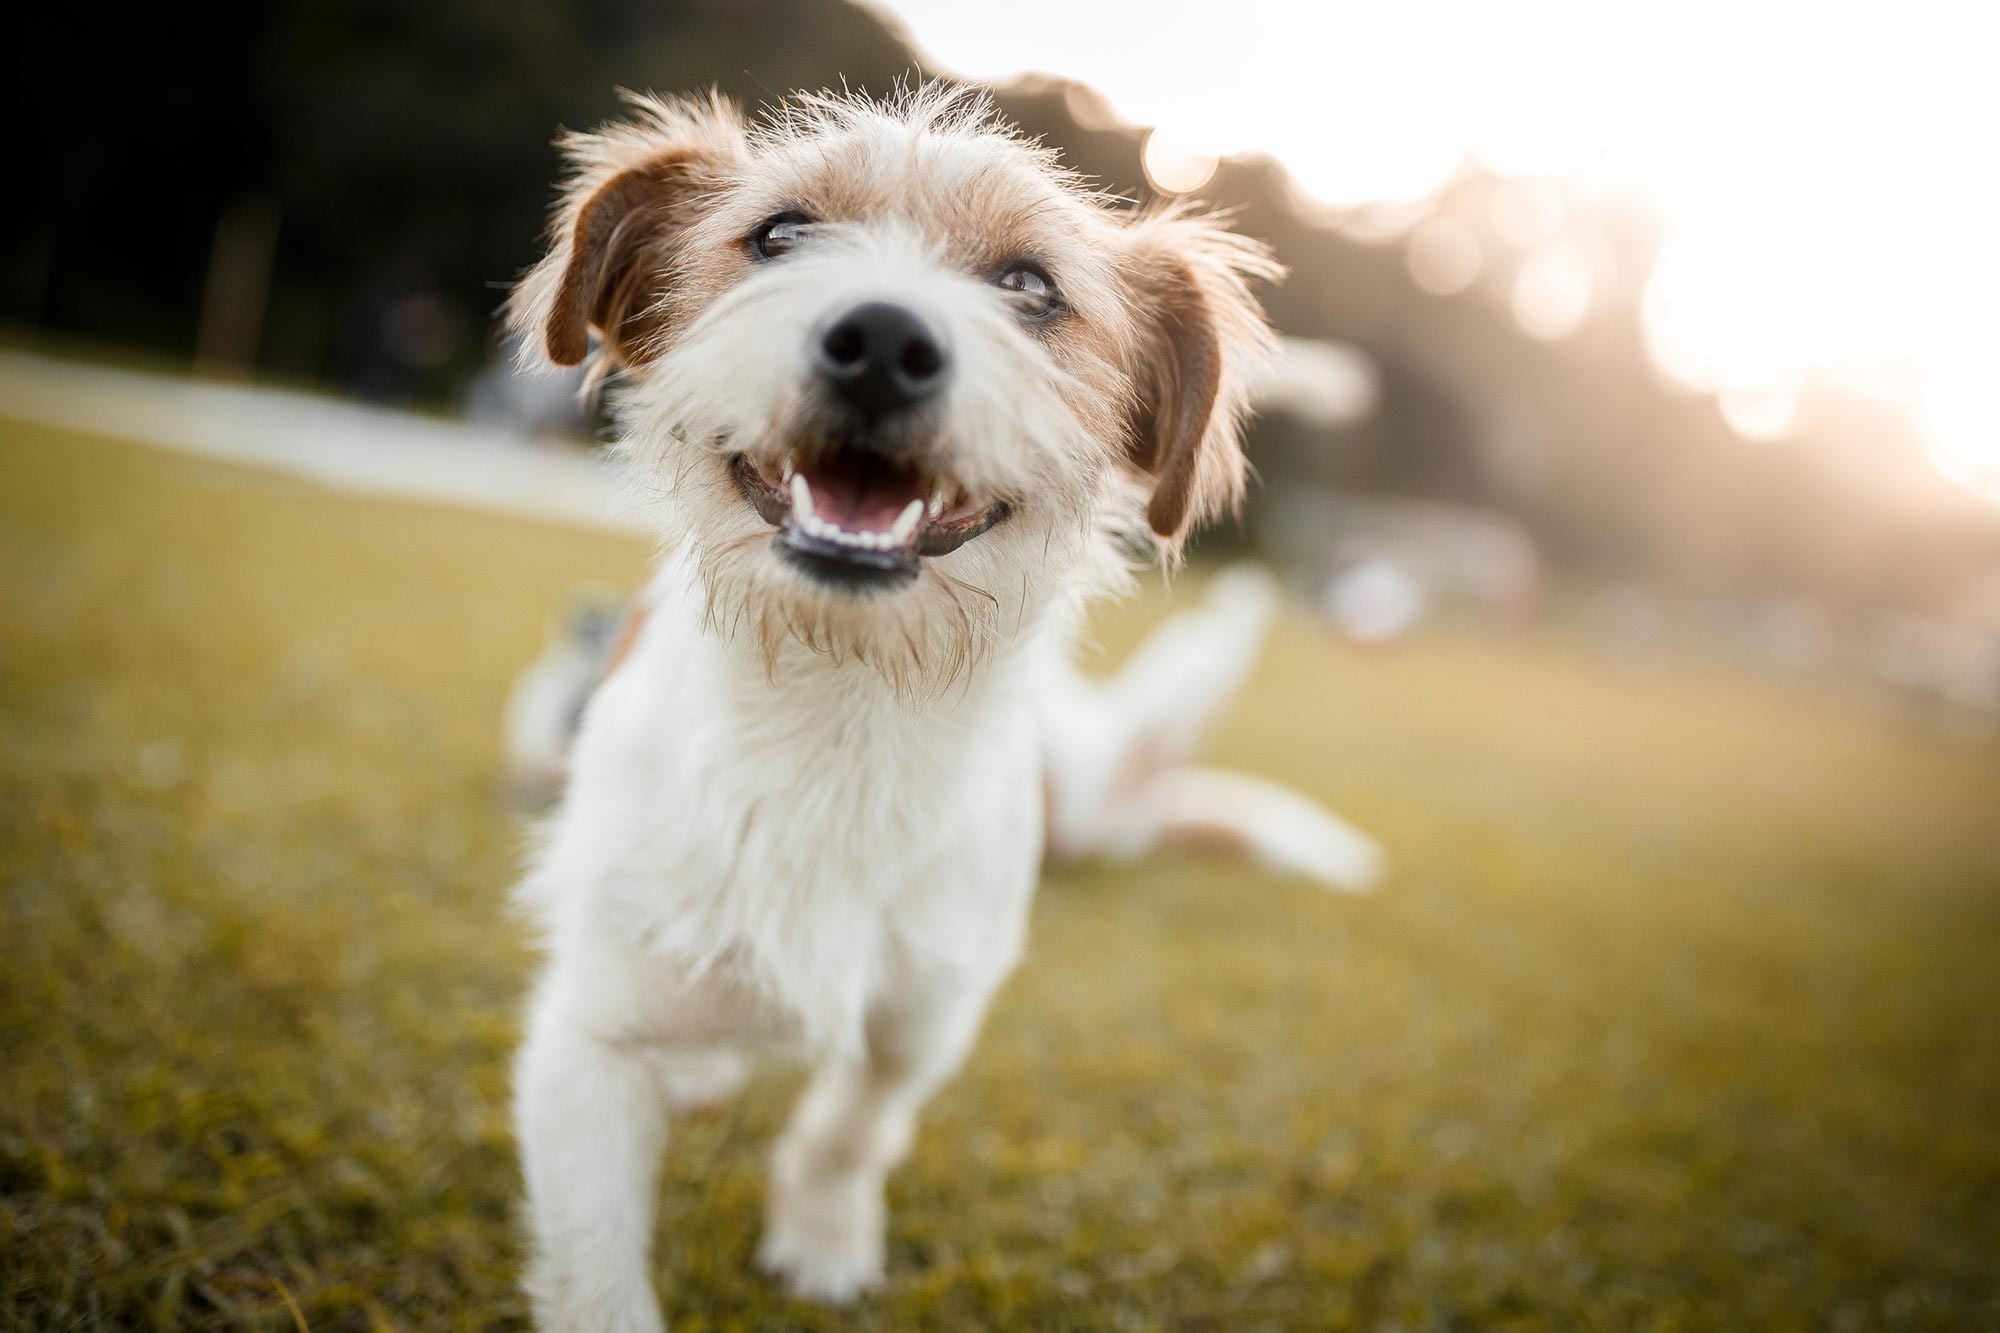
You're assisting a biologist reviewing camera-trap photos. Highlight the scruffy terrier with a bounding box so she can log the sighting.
[506,85,1376,1330]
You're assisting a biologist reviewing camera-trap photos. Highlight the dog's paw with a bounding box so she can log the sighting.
[757,1169,886,1304]
[526,1262,667,1333]
[756,1225,886,1304]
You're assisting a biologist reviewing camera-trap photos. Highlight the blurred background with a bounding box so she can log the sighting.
[4,1,1998,1328]
[8,0,2000,706]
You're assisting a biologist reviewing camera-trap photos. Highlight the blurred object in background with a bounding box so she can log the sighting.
[1869,601,2000,733]
[194,194,281,378]
[1245,335,1379,431]
[2,0,1996,719]
[464,330,591,439]
[1265,493,1542,644]
[1324,557,1429,647]
[505,587,629,808]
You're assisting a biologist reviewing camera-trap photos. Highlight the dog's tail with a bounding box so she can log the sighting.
[1041,562,1385,892]
[1092,765,1384,892]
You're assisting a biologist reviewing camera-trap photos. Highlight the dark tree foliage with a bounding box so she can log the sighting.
[3,0,915,398]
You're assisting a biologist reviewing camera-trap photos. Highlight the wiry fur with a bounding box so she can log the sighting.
[506,85,1280,1329]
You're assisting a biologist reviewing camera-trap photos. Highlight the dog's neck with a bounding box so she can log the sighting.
[651,544,1054,752]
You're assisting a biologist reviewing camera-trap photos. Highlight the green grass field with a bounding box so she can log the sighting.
[3,418,1997,1331]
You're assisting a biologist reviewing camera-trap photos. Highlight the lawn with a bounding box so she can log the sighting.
[3,418,1997,1331]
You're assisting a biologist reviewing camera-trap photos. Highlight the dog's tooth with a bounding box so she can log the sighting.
[790,472,814,521]
[781,460,794,484]
[928,488,946,518]
[891,499,925,544]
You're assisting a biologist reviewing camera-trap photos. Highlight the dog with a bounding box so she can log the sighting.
[505,85,1376,1330]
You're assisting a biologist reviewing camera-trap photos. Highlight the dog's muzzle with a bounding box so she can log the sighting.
[732,446,1011,593]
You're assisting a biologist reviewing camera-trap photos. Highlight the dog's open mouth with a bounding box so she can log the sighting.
[732,450,1011,591]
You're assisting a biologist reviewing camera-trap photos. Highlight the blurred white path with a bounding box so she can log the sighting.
[0,350,641,533]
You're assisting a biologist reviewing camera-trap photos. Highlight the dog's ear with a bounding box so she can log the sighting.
[1119,211,1281,547]
[510,92,747,370]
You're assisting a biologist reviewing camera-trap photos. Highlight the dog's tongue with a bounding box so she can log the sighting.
[796,453,929,533]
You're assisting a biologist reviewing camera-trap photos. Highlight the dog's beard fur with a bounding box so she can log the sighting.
[612,224,1140,699]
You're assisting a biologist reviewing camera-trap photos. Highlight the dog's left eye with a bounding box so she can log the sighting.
[750,212,812,260]
[996,264,1061,320]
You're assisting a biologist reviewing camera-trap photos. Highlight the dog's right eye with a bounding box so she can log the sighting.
[750,212,812,260]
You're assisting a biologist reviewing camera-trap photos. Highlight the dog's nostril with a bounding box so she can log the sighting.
[899,337,943,382]
[823,323,866,367]
[816,301,950,418]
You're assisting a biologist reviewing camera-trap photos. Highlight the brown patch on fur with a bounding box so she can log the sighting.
[1119,210,1284,547]
[1128,255,1225,539]
[549,155,706,366]
[509,92,748,375]
[598,599,653,684]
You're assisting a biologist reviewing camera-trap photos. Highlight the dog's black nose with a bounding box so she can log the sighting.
[815,302,949,418]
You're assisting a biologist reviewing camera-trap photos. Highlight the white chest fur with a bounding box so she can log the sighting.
[520,545,1047,1058]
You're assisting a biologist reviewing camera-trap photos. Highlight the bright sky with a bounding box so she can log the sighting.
[871,0,2000,503]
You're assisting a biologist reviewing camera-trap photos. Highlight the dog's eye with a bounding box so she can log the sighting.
[996,264,1061,320]
[750,212,812,260]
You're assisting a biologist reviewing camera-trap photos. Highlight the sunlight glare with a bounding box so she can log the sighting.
[1142,131,1219,195]
[1718,386,1800,443]
[1511,245,1593,341]
[1406,220,1483,296]
[873,0,2000,502]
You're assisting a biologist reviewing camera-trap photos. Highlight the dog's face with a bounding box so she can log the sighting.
[513,89,1276,690]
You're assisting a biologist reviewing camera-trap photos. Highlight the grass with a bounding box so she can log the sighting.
[2,417,1997,1331]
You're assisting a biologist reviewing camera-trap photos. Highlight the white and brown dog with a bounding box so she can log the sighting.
[505,86,1378,1330]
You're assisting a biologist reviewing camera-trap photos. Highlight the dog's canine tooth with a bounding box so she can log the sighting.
[790,472,814,521]
[928,488,946,518]
[780,461,795,484]
[891,499,925,544]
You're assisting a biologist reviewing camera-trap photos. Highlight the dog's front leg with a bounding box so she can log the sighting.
[515,979,670,1333]
[758,974,997,1303]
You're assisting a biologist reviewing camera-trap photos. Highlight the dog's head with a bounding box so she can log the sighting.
[512,87,1277,690]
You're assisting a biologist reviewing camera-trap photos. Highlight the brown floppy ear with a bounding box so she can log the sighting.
[1121,211,1282,546]
[509,91,747,370]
